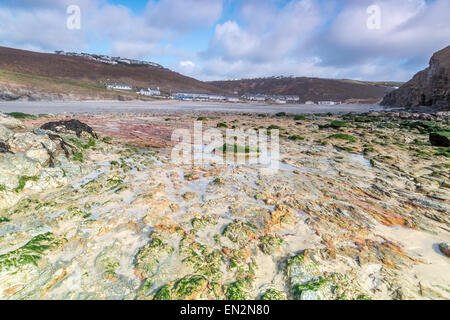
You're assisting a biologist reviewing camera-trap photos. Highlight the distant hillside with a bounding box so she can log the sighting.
[210,77,399,104]
[381,45,450,109]
[0,46,225,101]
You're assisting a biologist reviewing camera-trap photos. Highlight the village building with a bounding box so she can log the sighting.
[318,101,338,105]
[137,88,161,96]
[106,84,133,90]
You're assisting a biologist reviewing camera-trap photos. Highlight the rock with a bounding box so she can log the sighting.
[438,243,450,257]
[10,132,56,153]
[399,112,411,119]
[0,113,25,130]
[381,45,450,109]
[40,119,98,138]
[0,125,14,142]
[0,141,12,153]
[182,192,197,201]
[429,132,450,147]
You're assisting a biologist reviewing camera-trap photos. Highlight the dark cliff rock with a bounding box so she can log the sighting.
[381,46,450,110]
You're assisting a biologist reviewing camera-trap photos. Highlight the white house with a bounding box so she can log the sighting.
[318,101,338,105]
[305,101,315,105]
[107,84,133,90]
[138,88,161,96]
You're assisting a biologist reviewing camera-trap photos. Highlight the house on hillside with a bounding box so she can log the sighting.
[107,84,133,90]
[138,88,161,96]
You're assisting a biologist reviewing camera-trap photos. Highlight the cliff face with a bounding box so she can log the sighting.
[381,46,450,109]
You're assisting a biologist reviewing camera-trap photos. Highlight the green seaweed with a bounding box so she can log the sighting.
[73,152,84,162]
[153,284,172,300]
[291,277,328,299]
[217,122,228,128]
[0,232,60,271]
[327,134,356,142]
[226,278,252,300]
[173,275,208,299]
[260,289,287,300]
[5,112,36,119]
[288,135,304,141]
[14,176,39,193]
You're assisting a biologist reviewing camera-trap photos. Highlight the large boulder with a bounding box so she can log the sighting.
[0,113,25,130]
[0,125,14,142]
[429,132,450,147]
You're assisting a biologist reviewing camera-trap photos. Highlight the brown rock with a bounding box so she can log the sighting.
[381,45,450,109]
[438,243,450,257]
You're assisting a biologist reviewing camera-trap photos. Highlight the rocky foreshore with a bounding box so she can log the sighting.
[0,110,449,300]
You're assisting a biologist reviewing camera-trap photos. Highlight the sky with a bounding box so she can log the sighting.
[0,0,449,81]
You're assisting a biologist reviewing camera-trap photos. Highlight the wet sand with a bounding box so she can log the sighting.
[0,100,386,115]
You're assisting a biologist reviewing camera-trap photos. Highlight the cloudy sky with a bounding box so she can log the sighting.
[1,0,449,81]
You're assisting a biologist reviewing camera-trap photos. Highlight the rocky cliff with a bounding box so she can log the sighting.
[381,46,450,109]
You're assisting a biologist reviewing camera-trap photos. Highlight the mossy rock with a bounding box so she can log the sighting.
[153,283,172,300]
[222,143,259,154]
[260,289,287,300]
[292,277,330,300]
[294,115,306,121]
[153,275,209,300]
[320,120,350,129]
[287,252,321,295]
[191,216,218,230]
[429,132,450,147]
[173,275,209,299]
[259,235,283,254]
[226,278,253,300]
[217,122,228,128]
[223,221,258,247]
[135,237,174,278]
[327,134,356,142]
[288,135,304,141]
[0,232,62,272]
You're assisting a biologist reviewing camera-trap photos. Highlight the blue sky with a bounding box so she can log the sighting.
[0,0,449,81]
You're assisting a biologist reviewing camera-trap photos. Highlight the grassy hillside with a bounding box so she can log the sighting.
[0,46,225,100]
[210,77,400,103]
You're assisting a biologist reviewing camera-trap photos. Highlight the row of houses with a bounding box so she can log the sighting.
[103,82,341,105]
[171,92,239,102]
[54,51,162,68]
[137,88,161,96]
[241,94,300,104]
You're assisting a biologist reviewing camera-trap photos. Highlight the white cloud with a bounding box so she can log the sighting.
[205,0,325,63]
[0,0,224,59]
[194,0,450,81]
[0,0,449,81]
[180,61,195,67]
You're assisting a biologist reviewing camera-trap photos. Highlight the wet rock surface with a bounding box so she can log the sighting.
[0,110,448,300]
